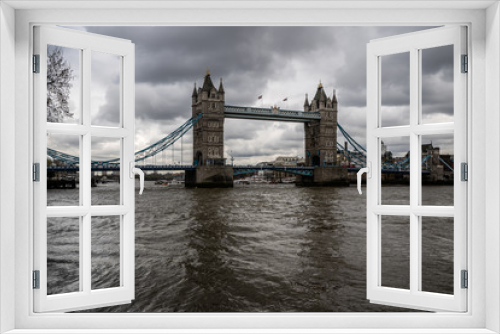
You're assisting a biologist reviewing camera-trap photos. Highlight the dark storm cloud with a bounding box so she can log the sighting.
[85,26,337,84]
[84,26,341,126]
[381,52,410,107]
[74,25,455,163]
[48,134,79,156]
[421,45,454,118]
[93,83,120,125]
[333,26,437,108]
[422,44,454,79]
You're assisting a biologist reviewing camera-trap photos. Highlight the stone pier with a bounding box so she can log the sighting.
[185,166,234,188]
[296,166,349,187]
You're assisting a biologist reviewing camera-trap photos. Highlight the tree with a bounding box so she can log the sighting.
[47,47,74,122]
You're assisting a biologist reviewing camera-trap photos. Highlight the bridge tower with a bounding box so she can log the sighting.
[186,70,233,187]
[303,83,338,167]
[297,83,348,186]
[192,69,226,166]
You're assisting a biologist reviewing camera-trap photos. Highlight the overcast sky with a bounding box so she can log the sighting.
[53,26,454,164]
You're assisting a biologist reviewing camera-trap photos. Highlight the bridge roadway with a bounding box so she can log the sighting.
[47,164,423,175]
[224,105,321,122]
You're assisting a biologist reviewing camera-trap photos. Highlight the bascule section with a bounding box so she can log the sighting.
[185,70,233,188]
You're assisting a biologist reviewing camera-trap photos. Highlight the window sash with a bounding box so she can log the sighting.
[366,26,467,312]
[33,25,136,313]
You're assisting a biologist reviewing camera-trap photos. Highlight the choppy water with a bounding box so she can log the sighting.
[46,182,454,312]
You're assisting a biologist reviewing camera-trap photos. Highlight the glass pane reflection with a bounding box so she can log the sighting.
[381,215,410,290]
[47,45,81,124]
[380,52,410,127]
[91,51,121,127]
[421,45,454,124]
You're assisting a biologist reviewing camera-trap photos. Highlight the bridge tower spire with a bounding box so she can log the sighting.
[192,82,198,105]
[304,83,338,167]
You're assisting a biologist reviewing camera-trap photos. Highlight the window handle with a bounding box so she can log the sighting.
[357,162,371,195]
[130,162,144,195]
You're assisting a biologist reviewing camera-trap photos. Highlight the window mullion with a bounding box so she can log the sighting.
[82,213,91,293]
[81,47,92,294]
[82,47,91,209]
[409,47,420,294]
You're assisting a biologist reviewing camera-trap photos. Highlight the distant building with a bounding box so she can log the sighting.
[256,161,273,168]
[273,156,305,167]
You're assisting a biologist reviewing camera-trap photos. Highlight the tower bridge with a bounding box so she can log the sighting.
[46,71,451,188]
[186,71,347,187]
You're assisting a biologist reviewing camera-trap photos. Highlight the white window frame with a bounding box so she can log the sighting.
[366,26,468,312]
[0,1,499,333]
[33,25,136,313]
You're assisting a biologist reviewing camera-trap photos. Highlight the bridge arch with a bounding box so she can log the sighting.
[312,155,321,167]
[195,151,203,166]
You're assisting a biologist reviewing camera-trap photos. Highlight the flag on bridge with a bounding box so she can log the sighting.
[257,95,263,100]
[283,97,288,101]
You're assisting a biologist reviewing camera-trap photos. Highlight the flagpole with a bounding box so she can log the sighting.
[283,97,288,109]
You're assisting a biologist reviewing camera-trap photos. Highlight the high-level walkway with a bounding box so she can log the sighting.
[224,105,321,123]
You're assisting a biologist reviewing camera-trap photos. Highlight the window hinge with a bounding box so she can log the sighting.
[33,54,40,73]
[33,270,40,289]
[33,163,40,182]
[461,162,468,181]
[461,54,468,73]
[461,270,468,289]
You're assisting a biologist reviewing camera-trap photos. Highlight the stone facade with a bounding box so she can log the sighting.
[303,83,338,167]
[192,70,226,167]
[190,71,233,188]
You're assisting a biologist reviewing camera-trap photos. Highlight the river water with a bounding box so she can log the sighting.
[46,182,454,312]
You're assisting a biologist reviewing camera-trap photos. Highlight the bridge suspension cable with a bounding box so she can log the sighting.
[337,123,366,153]
[46,113,203,165]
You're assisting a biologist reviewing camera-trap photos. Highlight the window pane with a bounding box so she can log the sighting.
[47,217,80,295]
[421,134,454,206]
[421,216,454,294]
[421,45,454,124]
[47,134,80,206]
[91,137,121,206]
[381,137,410,205]
[91,51,121,127]
[47,45,81,124]
[380,52,410,127]
[381,215,410,290]
[92,216,121,290]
